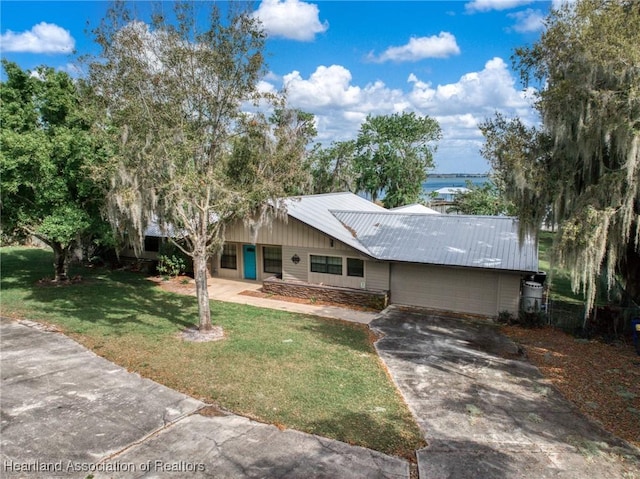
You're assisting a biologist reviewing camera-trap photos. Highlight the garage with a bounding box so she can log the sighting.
[390,263,516,317]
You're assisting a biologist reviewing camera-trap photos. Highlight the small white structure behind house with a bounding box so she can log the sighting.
[390,203,440,214]
[433,186,470,202]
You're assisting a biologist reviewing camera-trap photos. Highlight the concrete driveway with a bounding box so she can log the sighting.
[0,317,407,479]
[371,306,640,479]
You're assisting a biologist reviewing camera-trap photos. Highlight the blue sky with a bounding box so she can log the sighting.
[0,1,565,173]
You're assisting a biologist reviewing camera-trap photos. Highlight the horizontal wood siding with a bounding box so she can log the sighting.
[120,246,158,260]
[365,261,390,291]
[282,245,377,289]
[391,263,508,317]
[309,247,366,289]
[282,245,308,282]
[497,273,522,314]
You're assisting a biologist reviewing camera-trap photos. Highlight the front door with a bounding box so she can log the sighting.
[243,245,257,280]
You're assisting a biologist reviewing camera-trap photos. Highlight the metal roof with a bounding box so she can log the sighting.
[144,219,182,238]
[434,187,470,195]
[331,211,538,273]
[141,192,538,273]
[284,193,386,256]
[390,203,440,214]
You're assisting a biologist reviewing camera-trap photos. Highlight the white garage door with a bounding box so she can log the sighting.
[390,263,501,317]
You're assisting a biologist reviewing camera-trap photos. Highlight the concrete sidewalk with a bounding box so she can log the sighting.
[0,317,408,478]
[205,277,379,325]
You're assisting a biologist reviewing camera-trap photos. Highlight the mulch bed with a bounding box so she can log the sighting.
[501,325,640,449]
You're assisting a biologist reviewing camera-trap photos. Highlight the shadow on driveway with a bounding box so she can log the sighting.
[371,306,640,479]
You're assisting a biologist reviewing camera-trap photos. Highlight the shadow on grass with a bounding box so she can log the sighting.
[1,247,196,333]
[298,318,374,354]
[307,409,425,461]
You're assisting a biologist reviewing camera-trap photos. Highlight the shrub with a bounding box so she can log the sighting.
[497,310,515,324]
[156,242,187,277]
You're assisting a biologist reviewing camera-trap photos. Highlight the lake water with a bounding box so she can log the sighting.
[422,176,489,195]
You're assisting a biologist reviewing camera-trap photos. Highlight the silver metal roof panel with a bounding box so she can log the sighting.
[331,211,538,273]
[284,193,386,256]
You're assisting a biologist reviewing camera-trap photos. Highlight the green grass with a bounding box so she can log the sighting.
[537,231,589,329]
[538,231,585,304]
[0,246,424,458]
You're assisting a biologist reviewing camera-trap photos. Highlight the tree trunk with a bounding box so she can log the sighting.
[193,252,212,331]
[52,243,70,282]
[622,239,640,305]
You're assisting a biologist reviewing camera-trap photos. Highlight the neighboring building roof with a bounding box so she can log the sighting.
[434,187,470,195]
[284,192,386,257]
[144,218,183,238]
[331,211,538,273]
[390,203,440,214]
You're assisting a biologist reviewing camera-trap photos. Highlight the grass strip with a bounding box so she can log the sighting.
[0,246,424,458]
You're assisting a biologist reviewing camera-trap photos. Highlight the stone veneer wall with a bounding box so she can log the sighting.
[263,277,388,310]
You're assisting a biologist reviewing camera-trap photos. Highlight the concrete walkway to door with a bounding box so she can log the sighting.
[203,277,378,325]
[371,306,640,479]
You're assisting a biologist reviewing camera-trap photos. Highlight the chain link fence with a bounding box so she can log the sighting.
[544,276,639,339]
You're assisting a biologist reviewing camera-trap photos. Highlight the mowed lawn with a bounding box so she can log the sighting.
[0,247,424,458]
[537,231,584,304]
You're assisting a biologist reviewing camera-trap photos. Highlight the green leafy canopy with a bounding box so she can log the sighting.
[0,60,108,279]
[482,0,640,312]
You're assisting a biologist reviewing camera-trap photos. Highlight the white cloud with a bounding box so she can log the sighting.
[0,22,75,54]
[283,65,362,109]
[369,32,461,63]
[465,0,533,13]
[508,9,545,33]
[253,0,328,41]
[268,57,538,172]
[408,57,535,115]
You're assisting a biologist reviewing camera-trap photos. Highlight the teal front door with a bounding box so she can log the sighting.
[243,245,257,280]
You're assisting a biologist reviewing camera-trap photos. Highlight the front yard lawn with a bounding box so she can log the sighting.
[0,247,424,459]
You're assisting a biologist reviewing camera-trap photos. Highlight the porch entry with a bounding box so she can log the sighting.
[242,244,257,280]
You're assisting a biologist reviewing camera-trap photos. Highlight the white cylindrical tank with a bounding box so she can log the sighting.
[522,281,544,312]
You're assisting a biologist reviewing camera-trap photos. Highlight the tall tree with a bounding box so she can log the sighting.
[447,180,516,216]
[0,60,108,281]
[306,140,357,194]
[88,1,311,331]
[484,0,640,311]
[479,114,552,223]
[354,112,441,208]
[225,108,315,205]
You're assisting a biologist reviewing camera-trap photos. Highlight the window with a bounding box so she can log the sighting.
[220,244,237,269]
[144,236,160,252]
[263,246,282,274]
[347,258,364,277]
[310,255,342,275]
